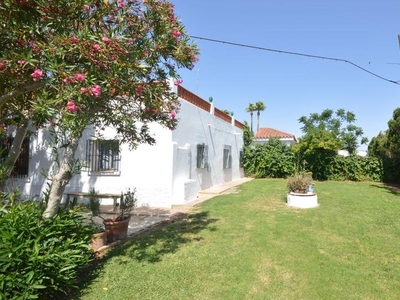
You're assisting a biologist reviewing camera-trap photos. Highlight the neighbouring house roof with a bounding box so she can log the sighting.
[254,127,297,143]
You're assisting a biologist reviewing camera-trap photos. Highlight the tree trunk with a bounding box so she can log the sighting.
[0,119,29,191]
[42,132,81,218]
[257,111,260,132]
[250,112,254,134]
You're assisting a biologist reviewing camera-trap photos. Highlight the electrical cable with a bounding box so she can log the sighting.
[190,35,400,86]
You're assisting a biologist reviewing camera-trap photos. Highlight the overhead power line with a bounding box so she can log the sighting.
[190,35,400,86]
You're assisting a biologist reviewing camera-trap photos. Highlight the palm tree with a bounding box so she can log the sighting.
[245,103,256,133]
[255,101,266,132]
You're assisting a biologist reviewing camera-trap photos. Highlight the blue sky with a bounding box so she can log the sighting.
[170,0,400,150]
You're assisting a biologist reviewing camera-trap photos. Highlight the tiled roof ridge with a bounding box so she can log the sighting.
[254,127,295,139]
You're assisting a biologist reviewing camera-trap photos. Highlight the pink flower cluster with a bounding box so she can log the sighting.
[92,44,101,51]
[75,73,86,82]
[90,85,101,98]
[31,69,44,81]
[172,30,182,40]
[67,100,79,113]
[174,79,183,86]
[136,85,142,95]
[102,36,111,43]
[18,60,25,67]
[117,0,125,8]
[170,111,177,118]
[71,35,79,43]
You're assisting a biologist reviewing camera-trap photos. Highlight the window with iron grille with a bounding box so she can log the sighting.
[223,145,232,169]
[86,139,120,174]
[0,136,30,178]
[196,143,209,169]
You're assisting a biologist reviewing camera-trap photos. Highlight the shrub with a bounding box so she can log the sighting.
[243,139,296,178]
[0,201,95,299]
[328,155,383,182]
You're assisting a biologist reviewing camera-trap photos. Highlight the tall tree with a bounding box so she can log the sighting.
[387,107,400,156]
[0,0,199,217]
[245,103,256,133]
[294,108,368,179]
[255,101,266,132]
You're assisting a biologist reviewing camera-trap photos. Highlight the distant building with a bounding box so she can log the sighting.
[338,150,368,157]
[254,127,297,146]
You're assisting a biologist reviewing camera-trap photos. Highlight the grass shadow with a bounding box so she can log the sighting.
[65,210,218,299]
[369,182,400,197]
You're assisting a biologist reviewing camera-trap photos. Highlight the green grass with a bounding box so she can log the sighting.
[76,179,400,300]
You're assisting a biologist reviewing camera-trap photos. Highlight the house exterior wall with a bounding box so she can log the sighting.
[171,99,244,205]
[7,84,244,208]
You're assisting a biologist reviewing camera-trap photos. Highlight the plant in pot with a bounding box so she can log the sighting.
[103,188,137,243]
[87,188,108,251]
[287,172,313,194]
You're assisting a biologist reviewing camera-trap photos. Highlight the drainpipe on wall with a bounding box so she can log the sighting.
[209,97,214,115]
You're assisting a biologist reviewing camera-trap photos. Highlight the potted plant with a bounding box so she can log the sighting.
[103,188,137,243]
[87,188,108,251]
[287,172,313,194]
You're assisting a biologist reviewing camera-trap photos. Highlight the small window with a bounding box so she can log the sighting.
[239,149,244,168]
[86,139,120,174]
[223,145,232,169]
[0,136,29,178]
[196,143,209,169]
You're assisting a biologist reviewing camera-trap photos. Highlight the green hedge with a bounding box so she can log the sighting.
[0,201,95,299]
[328,155,383,182]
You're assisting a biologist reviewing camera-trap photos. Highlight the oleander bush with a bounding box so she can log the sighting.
[0,200,95,300]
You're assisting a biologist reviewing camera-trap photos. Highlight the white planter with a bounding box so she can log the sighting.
[287,192,318,208]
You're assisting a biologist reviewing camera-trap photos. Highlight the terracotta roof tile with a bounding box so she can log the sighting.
[254,127,296,141]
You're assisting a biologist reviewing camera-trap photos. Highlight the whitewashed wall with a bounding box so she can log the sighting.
[8,87,244,208]
[171,100,244,204]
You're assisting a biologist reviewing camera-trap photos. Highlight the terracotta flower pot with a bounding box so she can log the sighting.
[90,231,108,252]
[103,216,131,243]
[294,189,308,194]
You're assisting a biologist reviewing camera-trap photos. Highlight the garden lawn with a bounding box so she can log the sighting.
[77,179,400,300]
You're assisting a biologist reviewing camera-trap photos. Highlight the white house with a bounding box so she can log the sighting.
[6,81,245,208]
[253,127,297,146]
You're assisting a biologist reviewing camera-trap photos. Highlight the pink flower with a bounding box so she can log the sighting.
[102,36,110,43]
[71,36,79,43]
[17,60,25,67]
[83,4,90,11]
[67,100,79,113]
[31,69,44,81]
[0,62,5,70]
[75,73,86,82]
[90,85,101,98]
[170,111,177,118]
[81,87,87,93]
[92,44,101,51]
[174,79,183,86]
[172,30,182,39]
[136,85,142,95]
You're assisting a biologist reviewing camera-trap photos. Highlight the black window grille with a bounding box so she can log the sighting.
[0,136,29,178]
[86,140,120,173]
[196,143,209,169]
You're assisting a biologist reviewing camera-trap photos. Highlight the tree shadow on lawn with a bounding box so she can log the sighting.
[111,211,218,263]
[369,182,400,197]
[65,211,218,299]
